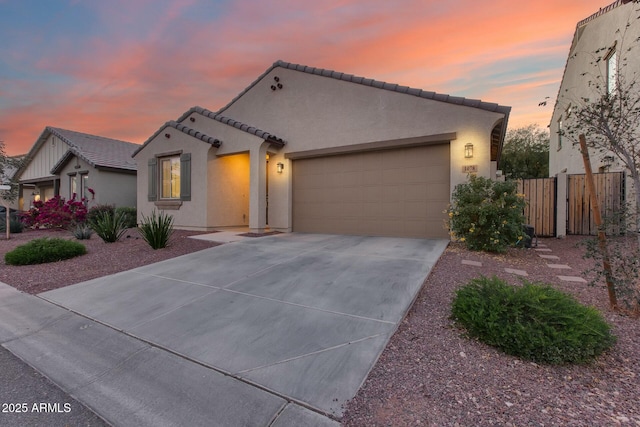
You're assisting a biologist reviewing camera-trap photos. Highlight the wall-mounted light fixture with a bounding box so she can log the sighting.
[277,162,284,174]
[190,117,195,122]
[464,143,474,158]
[603,155,614,166]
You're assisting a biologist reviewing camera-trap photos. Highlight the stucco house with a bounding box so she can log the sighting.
[14,127,139,210]
[134,60,510,239]
[549,0,639,231]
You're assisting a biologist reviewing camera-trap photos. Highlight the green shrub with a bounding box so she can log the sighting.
[5,237,87,265]
[451,276,616,364]
[115,206,137,228]
[86,204,115,225]
[90,211,128,243]
[447,176,528,253]
[72,223,93,240]
[139,210,174,249]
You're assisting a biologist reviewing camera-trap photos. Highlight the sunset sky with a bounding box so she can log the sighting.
[0,0,609,155]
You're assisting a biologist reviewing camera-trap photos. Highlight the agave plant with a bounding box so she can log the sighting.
[138,210,174,249]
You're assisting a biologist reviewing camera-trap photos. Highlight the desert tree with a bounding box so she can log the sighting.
[500,125,550,180]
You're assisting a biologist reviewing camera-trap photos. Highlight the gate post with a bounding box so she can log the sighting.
[555,172,567,238]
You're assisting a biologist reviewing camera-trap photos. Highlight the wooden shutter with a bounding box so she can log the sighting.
[148,158,157,201]
[180,153,191,201]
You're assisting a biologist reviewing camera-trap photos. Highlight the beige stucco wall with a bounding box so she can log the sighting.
[549,1,638,222]
[218,67,503,231]
[135,128,212,230]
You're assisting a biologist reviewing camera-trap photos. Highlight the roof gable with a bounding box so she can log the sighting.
[133,120,222,157]
[218,60,511,117]
[15,127,138,180]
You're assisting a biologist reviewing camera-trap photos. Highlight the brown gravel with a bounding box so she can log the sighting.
[0,228,220,294]
[1,231,638,425]
[342,236,640,426]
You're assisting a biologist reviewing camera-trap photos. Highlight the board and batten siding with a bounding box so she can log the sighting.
[19,135,68,181]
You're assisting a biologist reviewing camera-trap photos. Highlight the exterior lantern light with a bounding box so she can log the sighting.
[464,143,474,158]
[277,162,284,174]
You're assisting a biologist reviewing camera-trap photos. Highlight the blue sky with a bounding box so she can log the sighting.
[0,0,609,154]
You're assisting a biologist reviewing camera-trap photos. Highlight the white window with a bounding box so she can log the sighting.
[557,116,563,151]
[69,173,90,200]
[160,156,181,199]
[607,50,617,94]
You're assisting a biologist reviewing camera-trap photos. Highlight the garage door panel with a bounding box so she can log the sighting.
[293,143,450,239]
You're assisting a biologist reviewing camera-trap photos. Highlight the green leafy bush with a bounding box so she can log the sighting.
[90,211,128,243]
[72,223,93,240]
[447,175,528,252]
[5,237,87,265]
[139,210,174,249]
[115,206,137,228]
[86,204,115,225]
[451,276,616,364]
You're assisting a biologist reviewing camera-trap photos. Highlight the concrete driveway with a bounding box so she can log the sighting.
[1,233,447,426]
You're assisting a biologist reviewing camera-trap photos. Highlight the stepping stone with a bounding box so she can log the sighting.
[535,243,548,248]
[558,276,587,283]
[539,255,560,260]
[547,264,571,269]
[505,268,528,276]
[461,260,483,267]
[534,248,552,252]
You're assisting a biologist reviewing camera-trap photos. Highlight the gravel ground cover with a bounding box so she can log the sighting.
[0,228,219,294]
[1,230,637,426]
[342,236,639,426]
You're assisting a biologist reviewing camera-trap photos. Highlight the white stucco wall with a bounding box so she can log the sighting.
[550,1,639,175]
[549,0,638,218]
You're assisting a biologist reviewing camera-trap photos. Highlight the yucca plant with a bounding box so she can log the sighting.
[139,210,174,249]
[90,211,128,243]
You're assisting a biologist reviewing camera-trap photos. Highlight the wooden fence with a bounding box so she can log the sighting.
[517,178,556,237]
[567,171,625,235]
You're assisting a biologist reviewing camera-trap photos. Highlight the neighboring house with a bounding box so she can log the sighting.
[134,60,510,239]
[549,0,639,234]
[14,127,139,211]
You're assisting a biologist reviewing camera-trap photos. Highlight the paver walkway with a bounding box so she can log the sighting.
[460,240,587,283]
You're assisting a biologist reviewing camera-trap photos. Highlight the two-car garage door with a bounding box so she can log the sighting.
[292,143,450,238]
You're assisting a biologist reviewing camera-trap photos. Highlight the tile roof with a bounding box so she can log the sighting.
[218,60,511,117]
[577,0,631,27]
[46,127,139,174]
[176,106,286,147]
[133,120,222,157]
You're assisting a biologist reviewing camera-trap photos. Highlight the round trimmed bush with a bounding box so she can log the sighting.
[451,276,616,364]
[4,237,87,265]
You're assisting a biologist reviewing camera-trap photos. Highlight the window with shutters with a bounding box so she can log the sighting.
[148,152,191,206]
[160,156,181,199]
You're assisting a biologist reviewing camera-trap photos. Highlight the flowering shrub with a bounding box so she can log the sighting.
[446,176,528,253]
[21,195,88,229]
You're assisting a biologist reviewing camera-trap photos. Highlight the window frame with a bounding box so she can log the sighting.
[159,155,181,200]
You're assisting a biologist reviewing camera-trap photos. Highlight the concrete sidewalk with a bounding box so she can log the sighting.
[1,233,447,426]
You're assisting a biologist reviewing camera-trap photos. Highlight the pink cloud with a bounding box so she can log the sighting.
[0,0,611,155]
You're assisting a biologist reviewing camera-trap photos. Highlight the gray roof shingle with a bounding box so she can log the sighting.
[176,106,285,147]
[133,121,222,157]
[46,127,139,174]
